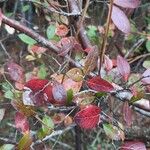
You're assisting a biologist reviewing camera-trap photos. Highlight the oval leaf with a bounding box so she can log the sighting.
[87,76,114,92]
[56,24,69,37]
[74,105,101,129]
[142,68,150,84]
[114,0,141,8]
[120,141,146,150]
[117,55,130,81]
[111,6,131,34]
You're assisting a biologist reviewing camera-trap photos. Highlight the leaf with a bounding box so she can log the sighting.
[146,40,150,52]
[15,111,29,134]
[42,115,54,134]
[74,105,101,129]
[37,65,47,79]
[103,123,125,141]
[142,68,150,84]
[0,9,2,27]
[22,5,30,12]
[114,0,141,8]
[18,33,37,45]
[87,76,114,92]
[66,68,84,82]
[104,55,113,72]
[120,141,146,150]
[18,133,32,150]
[56,24,69,37]
[122,101,133,127]
[83,46,98,75]
[0,144,15,150]
[6,61,24,82]
[0,108,5,122]
[66,89,74,105]
[52,81,67,105]
[4,90,14,100]
[23,79,54,106]
[111,6,131,34]
[117,55,130,81]
[29,45,47,54]
[46,24,56,40]
[143,58,150,69]
[52,113,65,124]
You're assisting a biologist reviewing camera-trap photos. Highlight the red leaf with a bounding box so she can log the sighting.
[15,111,29,134]
[87,76,114,92]
[121,141,146,150]
[117,55,130,81]
[6,61,24,82]
[142,68,150,84]
[122,101,133,127]
[111,6,131,34]
[114,0,140,8]
[104,55,113,72]
[74,105,101,129]
[23,79,54,106]
[52,81,67,105]
[56,24,69,37]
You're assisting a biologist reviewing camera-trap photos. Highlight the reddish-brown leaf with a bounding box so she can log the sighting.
[15,111,29,134]
[74,105,101,129]
[117,55,130,81]
[142,68,150,84]
[111,6,131,34]
[104,55,113,72]
[6,61,24,82]
[52,81,67,105]
[120,141,146,150]
[56,24,69,37]
[23,79,54,106]
[83,46,98,75]
[122,101,133,127]
[87,76,114,92]
[114,0,141,8]
[29,45,47,54]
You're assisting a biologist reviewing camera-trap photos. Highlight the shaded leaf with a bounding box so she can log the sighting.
[46,24,56,40]
[66,89,74,105]
[120,141,146,150]
[122,101,133,127]
[0,108,5,122]
[117,55,130,81]
[15,111,29,134]
[114,0,141,8]
[52,81,67,105]
[18,34,37,45]
[74,105,101,129]
[142,68,150,84]
[111,6,131,34]
[56,24,69,37]
[83,46,98,75]
[18,133,32,150]
[6,61,24,82]
[87,76,114,92]
[66,68,84,82]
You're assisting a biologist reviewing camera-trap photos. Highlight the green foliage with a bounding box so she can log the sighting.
[22,5,30,12]
[0,144,15,150]
[18,34,37,45]
[66,89,73,105]
[146,40,150,52]
[37,65,47,79]
[46,24,56,40]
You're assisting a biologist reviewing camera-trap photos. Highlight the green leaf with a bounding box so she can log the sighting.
[146,40,150,52]
[42,115,54,134]
[143,59,150,69]
[37,128,47,139]
[1,82,12,92]
[18,34,37,45]
[4,90,14,100]
[66,89,73,105]
[22,5,30,12]
[18,133,32,150]
[37,65,47,79]
[0,144,15,150]
[46,25,56,40]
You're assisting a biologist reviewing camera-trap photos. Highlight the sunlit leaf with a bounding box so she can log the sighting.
[83,46,98,75]
[87,76,114,92]
[18,133,32,150]
[56,24,69,37]
[0,108,5,122]
[114,0,140,8]
[46,24,56,40]
[74,105,101,129]
[111,6,131,34]
[4,90,14,100]
[18,33,37,45]
[15,111,29,134]
[117,55,130,81]
[143,58,150,69]
[0,144,15,150]
[120,141,146,150]
[66,68,84,82]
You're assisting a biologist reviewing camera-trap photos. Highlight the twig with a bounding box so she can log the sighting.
[99,0,114,75]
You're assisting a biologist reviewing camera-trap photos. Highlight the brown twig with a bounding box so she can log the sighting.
[99,0,114,75]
